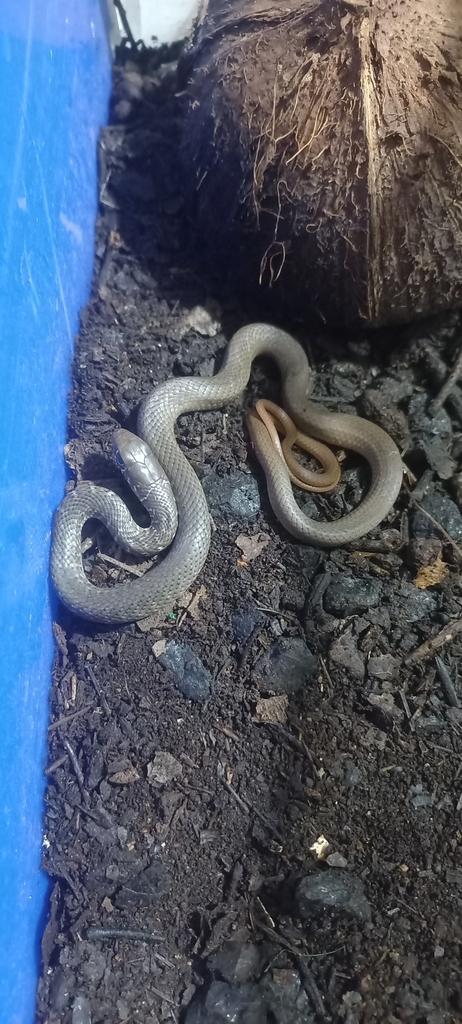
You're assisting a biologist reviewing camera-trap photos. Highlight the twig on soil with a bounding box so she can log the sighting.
[269,722,317,778]
[45,754,69,775]
[429,343,462,416]
[223,779,250,814]
[87,927,165,943]
[254,601,299,622]
[406,489,462,562]
[86,663,111,715]
[98,552,150,577]
[48,705,93,731]
[63,739,86,792]
[253,920,326,1018]
[399,689,414,730]
[222,778,284,844]
[435,656,461,708]
[405,618,462,663]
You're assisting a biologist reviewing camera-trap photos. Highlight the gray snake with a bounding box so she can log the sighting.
[51,323,403,624]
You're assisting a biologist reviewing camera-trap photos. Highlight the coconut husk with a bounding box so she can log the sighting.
[180,0,462,327]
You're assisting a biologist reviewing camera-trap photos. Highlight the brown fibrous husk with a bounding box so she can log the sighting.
[180,0,462,327]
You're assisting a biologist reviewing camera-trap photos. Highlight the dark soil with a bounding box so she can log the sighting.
[37,43,462,1024]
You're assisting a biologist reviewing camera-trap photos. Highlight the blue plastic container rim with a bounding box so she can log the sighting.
[0,2,112,1019]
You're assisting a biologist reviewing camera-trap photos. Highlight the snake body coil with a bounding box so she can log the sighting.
[51,324,403,624]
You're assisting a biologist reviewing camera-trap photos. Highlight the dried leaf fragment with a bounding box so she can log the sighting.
[413,555,449,589]
[235,531,270,564]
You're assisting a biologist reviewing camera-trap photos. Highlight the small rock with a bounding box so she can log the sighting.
[296,546,323,583]
[367,655,399,681]
[343,763,363,788]
[254,694,288,724]
[397,581,438,622]
[184,980,266,1023]
[108,765,140,785]
[447,707,462,724]
[207,940,263,984]
[367,692,404,730]
[329,631,365,681]
[411,493,462,542]
[411,792,434,809]
[116,859,170,908]
[72,995,92,1024]
[406,537,443,571]
[203,469,261,520]
[299,494,322,520]
[326,852,348,868]
[281,586,306,612]
[147,751,182,786]
[450,471,462,508]
[232,606,262,644]
[296,869,372,923]
[259,967,312,1021]
[407,392,456,479]
[80,946,107,984]
[117,999,130,1021]
[158,641,212,701]
[251,638,317,694]
[361,389,410,446]
[324,577,382,617]
[409,784,434,810]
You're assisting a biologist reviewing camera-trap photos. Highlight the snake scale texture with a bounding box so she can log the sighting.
[51,324,403,624]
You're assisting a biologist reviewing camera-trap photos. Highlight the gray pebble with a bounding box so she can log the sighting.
[116,859,170,909]
[407,393,455,479]
[450,471,462,508]
[296,869,372,923]
[159,641,212,701]
[392,582,437,623]
[324,577,382,617]
[207,941,263,984]
[411,493,462,542]
[326,852,348,868]
[343,762,363,788]
[72,996,92,1024]
[202,469,261,520]
[329,632,365,681]
[251,638,317,694]
[367,655,399,681]
[361,389,410,446]
[281,586,306,612]
[185,980,266,1023]
[406,537,443,571]
[408,392,452,439]
[259,968,313,1022]
[232,607,262,645]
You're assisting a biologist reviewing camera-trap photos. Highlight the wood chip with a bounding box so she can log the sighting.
[405,618,462,663]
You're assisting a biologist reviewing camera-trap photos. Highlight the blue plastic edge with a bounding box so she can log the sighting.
[0,2,112,1020]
